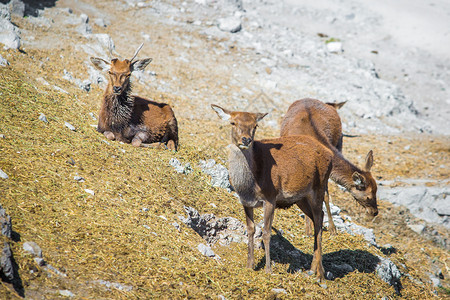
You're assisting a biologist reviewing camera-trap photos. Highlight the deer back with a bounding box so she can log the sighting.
[280,98,343,149]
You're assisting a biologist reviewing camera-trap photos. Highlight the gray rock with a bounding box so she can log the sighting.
[8,0,25,17]
[198,159,232,191]
[198,243,215,257]
[376,256,402,293]
[217,16,242,33]
[0,205,12,239]
[180,206,246,245]
[39,113,48,123]
[0,169,8,179]
[34,257,45,266]
[96,280,133,291]
[74,175,85,182]
[0,242,14,281]
[169,158,192,174]
[0,54,9,66]
[0,4,21,49]
[23,241,42,258]
[64,121,76,131]
[408,224,425,234]
[94,18,108,27]
[379,185,450,228]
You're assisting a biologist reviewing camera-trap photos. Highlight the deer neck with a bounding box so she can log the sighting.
[228,143,260,206]
[103,84,134,132]
[330,150,362,190]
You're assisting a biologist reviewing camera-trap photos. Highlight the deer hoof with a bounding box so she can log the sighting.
[167,140,176,151]
[104,131,115,140]
[132,138,142,147]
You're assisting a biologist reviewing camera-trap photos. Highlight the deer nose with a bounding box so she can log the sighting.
[113,86,122,93]
[242,137,252,146]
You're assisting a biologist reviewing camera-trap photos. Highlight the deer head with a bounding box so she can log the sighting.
[211,104,268,149]
[90,43,152,95]
[349,150,378,217]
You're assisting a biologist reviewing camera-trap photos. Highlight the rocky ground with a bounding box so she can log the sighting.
[0,0,449,298]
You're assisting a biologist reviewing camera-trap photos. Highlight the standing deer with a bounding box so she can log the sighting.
[211,104,333,280]
[280,98,378,235]
[90,44,178,150]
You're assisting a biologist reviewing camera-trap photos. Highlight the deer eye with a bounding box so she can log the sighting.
[230,121,236,126]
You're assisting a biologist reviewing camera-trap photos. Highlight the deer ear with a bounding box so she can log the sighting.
[90,57,110,72]
[352,172,366,190]
[255,112,268,122]
[364,150,374,172]
[211,104,231,121]
[131,58,152,71]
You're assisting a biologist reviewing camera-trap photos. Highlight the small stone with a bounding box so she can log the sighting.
[74,175,85,182]
[0,169,8,179]
[271,288,287,294]
[319,283,328,289]
[198,243,215,257]
[59,290,74,297]
[23,241,43,258]
[325,271,335,280]
[408,224,425,234]
[172,222,181,231]
[34,257,45,266]
[142,207,149,212]
[39,113,48,123]
[217,16,242,33]
[84,189,95,196]
[65,122,76,131]
[0,54,9,67]
[327,41,343,53]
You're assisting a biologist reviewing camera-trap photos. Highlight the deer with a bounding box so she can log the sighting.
[90,43,178,150]
[280,98,378,236]
[211,104,333,280]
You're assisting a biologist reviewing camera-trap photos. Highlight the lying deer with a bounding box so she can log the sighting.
[212,104,333,280]
[280,98,378,235]
[90,44,178,150]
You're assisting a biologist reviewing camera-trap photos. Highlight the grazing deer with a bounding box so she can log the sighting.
[280,98,378,235]
[90,44,178,150]
[211,104,333,280]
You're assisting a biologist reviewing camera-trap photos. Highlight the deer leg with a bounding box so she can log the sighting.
[132,131,150,147]
[104,131,115,140]
[244,206,255,269]
[310,200,325,281]
[263,201,276,273]
[305,216,313,237]
[324,189,337,235]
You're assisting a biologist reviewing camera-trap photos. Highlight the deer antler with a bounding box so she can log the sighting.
[130,43,144,62]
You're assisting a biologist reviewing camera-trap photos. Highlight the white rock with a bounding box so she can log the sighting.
[23,241,43,258]
[39,113,48,123]
[327,41,343,53]
[59,290,74,297]
[0,169,8,179]
[197,243,215,257]
[84,189,95,196]
[0,54,9,66]
[64,122,76,131]
[217,17,242,33]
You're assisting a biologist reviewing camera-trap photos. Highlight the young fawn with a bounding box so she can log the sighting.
[212,104,333,280]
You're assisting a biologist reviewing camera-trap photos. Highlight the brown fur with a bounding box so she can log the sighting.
[212,104,333,281]
[91,53,178,150]
[280,98,378,235]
